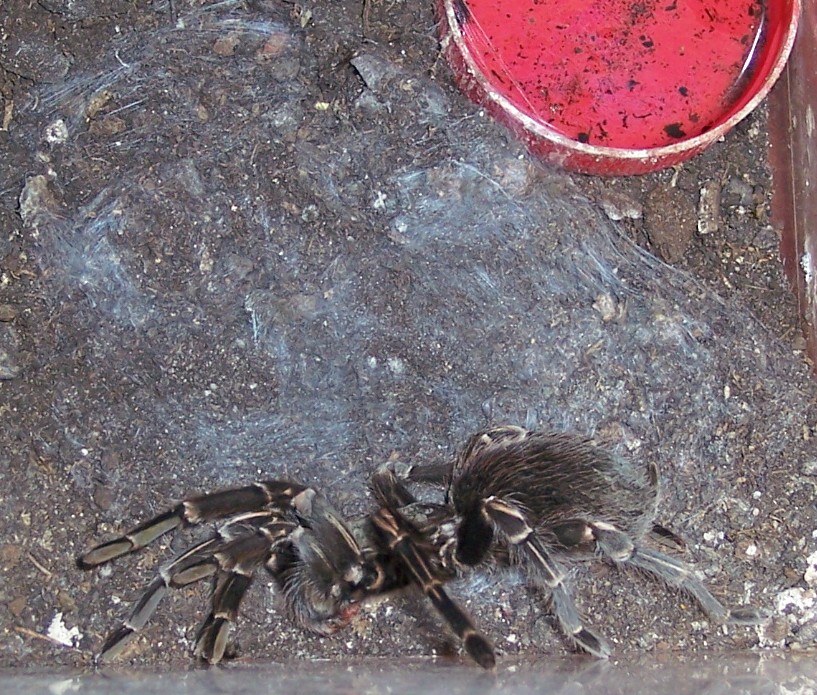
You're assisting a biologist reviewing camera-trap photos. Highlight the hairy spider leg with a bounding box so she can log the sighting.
[372,476,496,669]
[98,515,293,663]
[372,507,496,669]
[77,480,308,568]
[594,530,768,625]
[482,497,611,658]
[192,521,296,663]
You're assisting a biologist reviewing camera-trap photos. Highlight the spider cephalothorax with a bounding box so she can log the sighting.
[77,426,765,667]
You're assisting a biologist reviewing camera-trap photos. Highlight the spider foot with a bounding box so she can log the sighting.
[464,632,496,670]
[726,606,769,625]
[572,627,611,659]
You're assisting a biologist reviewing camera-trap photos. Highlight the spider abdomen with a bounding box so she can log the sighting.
[451,429,659,547]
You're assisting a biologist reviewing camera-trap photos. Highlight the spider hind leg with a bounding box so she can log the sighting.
[586,521,768,626]
[625,546,768,625]
[483,497,611,658]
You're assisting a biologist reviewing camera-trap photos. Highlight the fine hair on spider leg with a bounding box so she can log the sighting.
[623,546,767,625]
[480,493,611,657]
[369,466,496,668]
[77,481,306,570]
[94,518,294,663]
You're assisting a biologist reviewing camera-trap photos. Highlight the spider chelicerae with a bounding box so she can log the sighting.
[77,426,766,668]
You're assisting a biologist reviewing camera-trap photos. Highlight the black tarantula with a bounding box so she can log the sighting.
[77,426,765,667]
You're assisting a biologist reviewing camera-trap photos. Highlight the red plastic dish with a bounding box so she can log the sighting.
[439,0,800,175]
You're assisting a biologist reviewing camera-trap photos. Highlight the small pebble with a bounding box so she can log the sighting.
[598,190,643,221]
[7,596,27,618]
[93,484,115,510]
[100,450,121,472]
[762,616,790,643]
[0,349,21,380]
[697,181,721,234]
[0,544,23,568]
[0,305,18,322]
[213,32,241,56]
[58,589,77,613]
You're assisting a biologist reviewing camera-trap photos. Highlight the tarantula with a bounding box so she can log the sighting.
[77,426,765,667]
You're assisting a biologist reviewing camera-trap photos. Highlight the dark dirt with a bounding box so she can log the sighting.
[1,0,817,675]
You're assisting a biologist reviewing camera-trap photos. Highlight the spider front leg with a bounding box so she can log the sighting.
[93,516,294,663]
[77,480,307,569]
[197,488,379,661]
[78,481,307,662]
[370,505,496,669]
[78,480,372,664]
[369,466,495,668]
[191,522,297,663]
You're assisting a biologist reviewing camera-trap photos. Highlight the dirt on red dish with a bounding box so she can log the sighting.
[443,0,799,173]
[460,0,766,148]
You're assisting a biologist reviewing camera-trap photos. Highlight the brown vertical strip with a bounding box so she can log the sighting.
[770,1,817,365]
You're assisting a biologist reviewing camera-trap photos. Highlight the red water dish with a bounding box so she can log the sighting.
[440,0,800,175]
